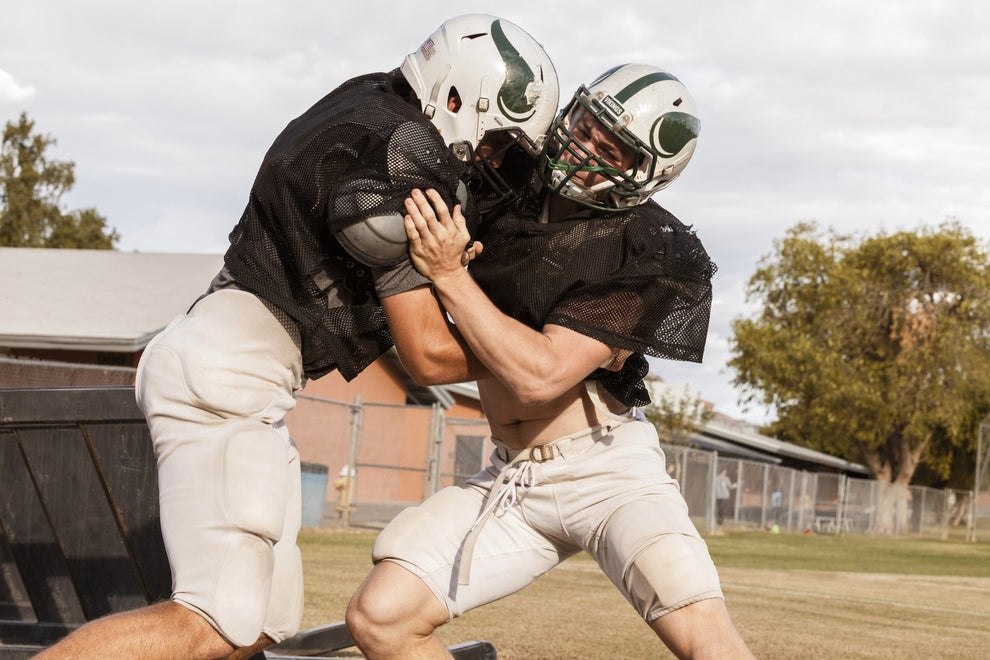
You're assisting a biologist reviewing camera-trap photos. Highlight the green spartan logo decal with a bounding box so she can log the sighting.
[491,20,538,121]
[651,112,700,158]
[610,70,700,157]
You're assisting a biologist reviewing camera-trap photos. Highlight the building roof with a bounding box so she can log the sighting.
[699,419,871,475]
[686,433,784,464]
[0,248,223,352]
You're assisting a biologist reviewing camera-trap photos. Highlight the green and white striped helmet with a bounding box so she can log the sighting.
[541,64,700,209]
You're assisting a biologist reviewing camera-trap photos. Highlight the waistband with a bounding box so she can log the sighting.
[492,416,632,465]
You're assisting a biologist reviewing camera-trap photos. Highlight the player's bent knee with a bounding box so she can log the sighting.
[346,587,399,652]
[344,596,374,645]
[346,574,404,631]
[347,563,445,652]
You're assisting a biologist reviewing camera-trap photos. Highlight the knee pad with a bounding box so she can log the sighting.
[211,534,276,647]
[262,542,304,643]
[371,488,467,564]
[206,425,293,646]
[625,534,722,621]
[600,497,721,620]
[372,507,423,563]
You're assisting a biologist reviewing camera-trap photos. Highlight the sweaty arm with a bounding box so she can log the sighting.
[380,284,491,386]
[403,189,616,406]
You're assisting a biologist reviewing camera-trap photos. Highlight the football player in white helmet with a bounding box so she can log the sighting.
[37,15,557,660]
[348,66,755,659]
[401,13,558,207]
[541,63,700,210]
[336,13,559,267]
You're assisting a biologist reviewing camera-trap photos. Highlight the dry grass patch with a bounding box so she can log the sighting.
[296,528,990,659]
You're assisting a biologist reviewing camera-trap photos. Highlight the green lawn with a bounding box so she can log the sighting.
[705,529,990,576]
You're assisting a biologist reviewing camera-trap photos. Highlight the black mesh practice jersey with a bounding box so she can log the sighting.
[470,190,716,407]
[223,69,467,381]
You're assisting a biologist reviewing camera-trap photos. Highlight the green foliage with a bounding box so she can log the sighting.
[1,112,118,248]
[643,381,713,444]
[729,221,990,486]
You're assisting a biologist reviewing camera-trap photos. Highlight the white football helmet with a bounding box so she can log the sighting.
[401,14,559,185]
[337,15,558,268]
[540,64,700,210]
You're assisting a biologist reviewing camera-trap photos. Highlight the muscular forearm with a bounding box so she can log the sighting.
[429,268,609,405]
[393,316,491,386]
[381,286,491,386]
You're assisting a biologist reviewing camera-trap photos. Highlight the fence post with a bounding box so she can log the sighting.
[343,395,363,528]
[967,489,978,542]
[810,472,820,532]
[707,452,718,534]
[787,470,796,532]
[836,474,848,535]
[918,487,927,536]
[426,404,444,497]
[733,459,743,525]
[760,463,770,530]
[941,488,951,540]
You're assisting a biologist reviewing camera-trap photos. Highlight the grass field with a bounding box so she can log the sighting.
[296,527,990,659]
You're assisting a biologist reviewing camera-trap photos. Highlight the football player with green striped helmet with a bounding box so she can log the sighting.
[541,64,700,209]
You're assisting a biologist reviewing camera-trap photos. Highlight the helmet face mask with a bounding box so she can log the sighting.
[540,64,701,210]
[458,127,542,206]
[544,95,646,208]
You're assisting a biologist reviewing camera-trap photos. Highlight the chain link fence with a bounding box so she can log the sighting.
[0,356,136,388]
[972,420,990,542]
[661,443,978,538]
[287,394,491,530]
[287,396,989,541]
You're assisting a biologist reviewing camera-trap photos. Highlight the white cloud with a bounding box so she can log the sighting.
[0,68,36,103]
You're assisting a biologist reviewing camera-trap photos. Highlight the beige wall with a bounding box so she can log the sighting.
[286,358,487,513]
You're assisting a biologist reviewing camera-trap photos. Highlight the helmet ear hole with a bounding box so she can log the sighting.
[447,87,462,113]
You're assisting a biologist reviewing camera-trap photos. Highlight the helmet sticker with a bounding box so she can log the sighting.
[601,95,624,118]
[651,112,700,157]
[420,37,436,61]
[613,70,681,103]
[491,20,538,121]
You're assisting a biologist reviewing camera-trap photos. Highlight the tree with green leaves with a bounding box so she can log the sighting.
[642,379,714,446]
[1,112,119,248]
[729,221,990,532]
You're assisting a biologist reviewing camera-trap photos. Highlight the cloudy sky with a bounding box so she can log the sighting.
[3,0,988,424]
